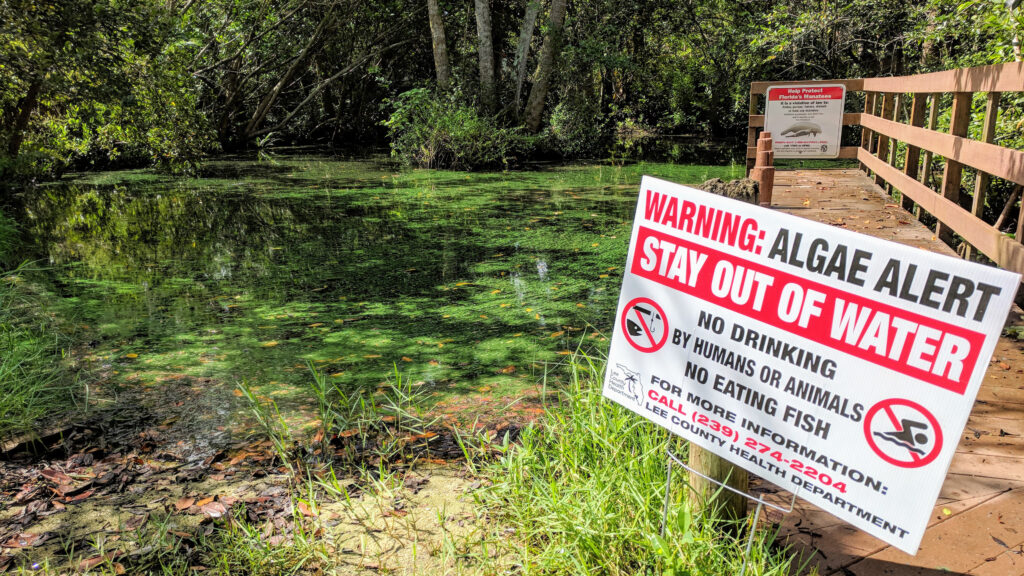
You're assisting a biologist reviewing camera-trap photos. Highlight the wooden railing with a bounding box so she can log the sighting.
[746,63,1024,277]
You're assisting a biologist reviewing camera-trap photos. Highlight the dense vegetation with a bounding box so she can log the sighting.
[1,0,1022,178]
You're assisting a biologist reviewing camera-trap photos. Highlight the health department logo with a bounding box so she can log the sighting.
[608,364,643,406]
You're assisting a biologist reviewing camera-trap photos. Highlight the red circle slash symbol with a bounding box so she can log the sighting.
[621,297,668,353]
[863,399,943,468]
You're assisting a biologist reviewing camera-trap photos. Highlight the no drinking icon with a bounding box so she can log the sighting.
[621,297,669,353]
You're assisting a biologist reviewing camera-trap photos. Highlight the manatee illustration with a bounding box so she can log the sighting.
[781,122,822,137]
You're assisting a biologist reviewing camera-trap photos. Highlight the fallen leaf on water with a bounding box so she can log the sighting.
[201,501,228,519]
[79,553,117,570]
[297,501,316,517]
[2,533,40,548]
[41,468,73,486]
[64,489,94,503]
[126,513,147,530]
[175,496,195,511]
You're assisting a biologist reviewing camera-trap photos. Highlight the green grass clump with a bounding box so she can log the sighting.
[0,211,79,442]
[481,353,795,575]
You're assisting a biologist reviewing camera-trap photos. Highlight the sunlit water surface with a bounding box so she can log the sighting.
[24,156,743,419]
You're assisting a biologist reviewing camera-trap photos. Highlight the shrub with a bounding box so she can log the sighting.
[383,88,533,170]
[545,95,608,158]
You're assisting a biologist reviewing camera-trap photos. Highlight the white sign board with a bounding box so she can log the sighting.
[603,176,1020,554]
[764,85,845,158]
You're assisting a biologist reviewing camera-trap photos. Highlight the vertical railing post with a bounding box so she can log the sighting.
[1015,186,1024,247]
[746,88,759,176]
[901,93,928,212]
[859,92,877,173]
[916,94,941,219]
[965,92,1001,259]
[885,94,903,194]
[936,92,972,242]
[873,93,895,188]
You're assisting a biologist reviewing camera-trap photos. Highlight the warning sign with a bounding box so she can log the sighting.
[764,84,845,158]
[603,176,1020,554]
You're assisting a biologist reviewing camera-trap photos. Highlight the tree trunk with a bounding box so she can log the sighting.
[919,5,937,68]
[523,0,568,133]
[7,76,43,157]
[512,0,541,111]
[474,0,495,113]
[426,0,451,91]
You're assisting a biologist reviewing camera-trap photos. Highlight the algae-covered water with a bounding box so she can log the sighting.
[23,156,743,416]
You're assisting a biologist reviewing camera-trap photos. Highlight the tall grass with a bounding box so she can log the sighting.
[480,352,796,576]
[0,210,79,442]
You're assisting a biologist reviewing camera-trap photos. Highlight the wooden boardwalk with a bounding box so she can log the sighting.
[765,169,1024,576]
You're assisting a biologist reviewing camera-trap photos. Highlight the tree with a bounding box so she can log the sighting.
[474,0,496,113]
[512,1,541,113]
[426,0,451,90]
[524,0,568,133]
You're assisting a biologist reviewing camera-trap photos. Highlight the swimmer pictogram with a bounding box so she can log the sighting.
[864,399,943,468]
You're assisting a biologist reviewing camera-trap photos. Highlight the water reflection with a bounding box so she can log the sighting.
[21,156,741,405]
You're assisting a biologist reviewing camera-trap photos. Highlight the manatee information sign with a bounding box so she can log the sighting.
[603,176,1020,554]
[764,84,845,158]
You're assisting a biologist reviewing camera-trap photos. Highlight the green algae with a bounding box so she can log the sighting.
[22,156,743,412]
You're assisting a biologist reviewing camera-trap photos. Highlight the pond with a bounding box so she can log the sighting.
[22,155,744,424]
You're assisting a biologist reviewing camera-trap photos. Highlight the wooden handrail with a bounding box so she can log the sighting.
[746,62,1024,278]
[858,114,1024,186]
